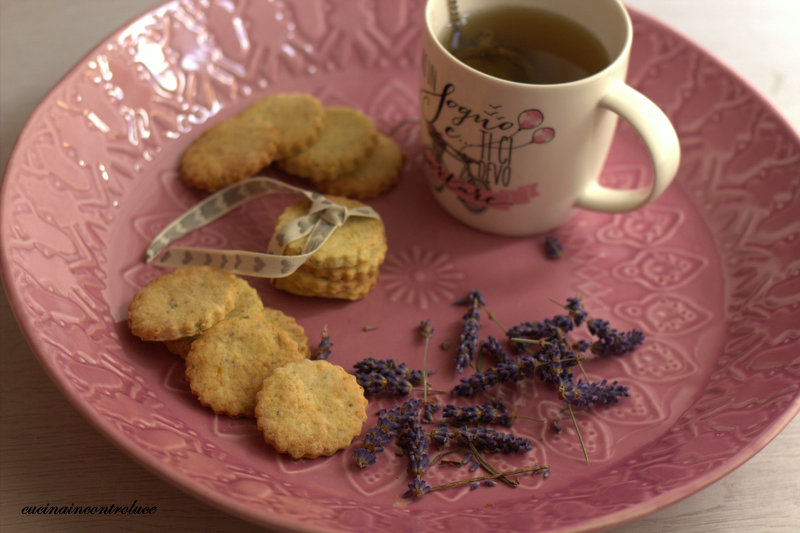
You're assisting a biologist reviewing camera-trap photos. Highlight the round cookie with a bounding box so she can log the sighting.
[180,113,279,192]
[127,266,238,342]
[274,195,387,270]
[185,316,305,418]
[310,134,405,199]
[277,107,378,181]
[255,359,369,459]
[240,93,326,158]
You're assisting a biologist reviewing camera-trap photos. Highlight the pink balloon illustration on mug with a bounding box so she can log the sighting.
[518,109,544,129]
[532,127,555,144]
[517,109,555,144]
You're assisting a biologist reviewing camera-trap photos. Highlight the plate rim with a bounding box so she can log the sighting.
[1,2,799,532]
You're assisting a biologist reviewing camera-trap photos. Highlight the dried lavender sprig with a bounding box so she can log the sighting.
[399,415,429,479]
[455,305,481,373]
[506,297,591,354]
[431,425,533,454]
[353,357,424,396]
[559,379,630,408]
[425,465,549,494]
[353,398,422,468]
[586,318,645,356]
[356,372,416,396]
[353,357,424,381]
[395,406,433,499]
[465,442,515,487]
[450,353,542,396]
[427,432,526,488]
[507,315,573,351]
[442,399,512,427]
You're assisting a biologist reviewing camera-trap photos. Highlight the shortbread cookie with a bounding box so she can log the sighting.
[277,107,378,181]
[180,113,279,192]
[240,93,326,158]
[255,359,368,459]
[274,196,387,269]
[273,268,378,301]
[164,276,265,357]
[310,134,405,199]
[185,316,304,418]
[128,266,238,342]
[262,307,310,357]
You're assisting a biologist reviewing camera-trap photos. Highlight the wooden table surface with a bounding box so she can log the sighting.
[2,1,798,532]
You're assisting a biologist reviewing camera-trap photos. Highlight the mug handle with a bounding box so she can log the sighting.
[575,82,681,212]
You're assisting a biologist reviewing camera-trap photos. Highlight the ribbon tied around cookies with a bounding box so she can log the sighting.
[144,176,381,278]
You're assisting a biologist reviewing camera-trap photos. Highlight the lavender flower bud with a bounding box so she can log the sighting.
[559,379,630,407]
[313,326,332,360]
[421,401,439,424]
[419,319,434,339]
[431,423,450,447]
[587,319,645,356]
[455,306,480,373]
[456,290,486,307]
[564,297,587,327]
[402,478,431,499]
[450,426,533,454]
[481,336,511,363]
[544,235,563,259]
[353,358,424,396]
[442,399,512,426]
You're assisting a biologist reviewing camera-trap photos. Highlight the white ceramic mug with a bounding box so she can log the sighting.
[420,0,680,236]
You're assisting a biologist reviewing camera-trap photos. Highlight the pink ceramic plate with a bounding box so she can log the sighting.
[2,1,798,531]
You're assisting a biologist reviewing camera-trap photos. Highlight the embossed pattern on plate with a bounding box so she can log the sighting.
[1,1,798,532]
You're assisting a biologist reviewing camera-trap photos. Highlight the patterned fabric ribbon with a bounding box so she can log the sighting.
[144,176,381,278]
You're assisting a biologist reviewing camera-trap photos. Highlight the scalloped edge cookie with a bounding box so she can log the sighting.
[127,266,238,342]
[239,93,327,158]
[185,316,305,418]
[276,107,378,181]
[180,113,279,192]
[310,133,405,199]
[255,359,368,459]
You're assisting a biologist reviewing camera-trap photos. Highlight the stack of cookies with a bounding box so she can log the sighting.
[127,265,369,458]
[180,93,327,192]
[277,106,405,200]
[271,195,388,300]
[180,93,404,199]
[177,93,400,301]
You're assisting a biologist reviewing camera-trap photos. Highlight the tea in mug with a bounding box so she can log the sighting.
[443,6,610,84]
